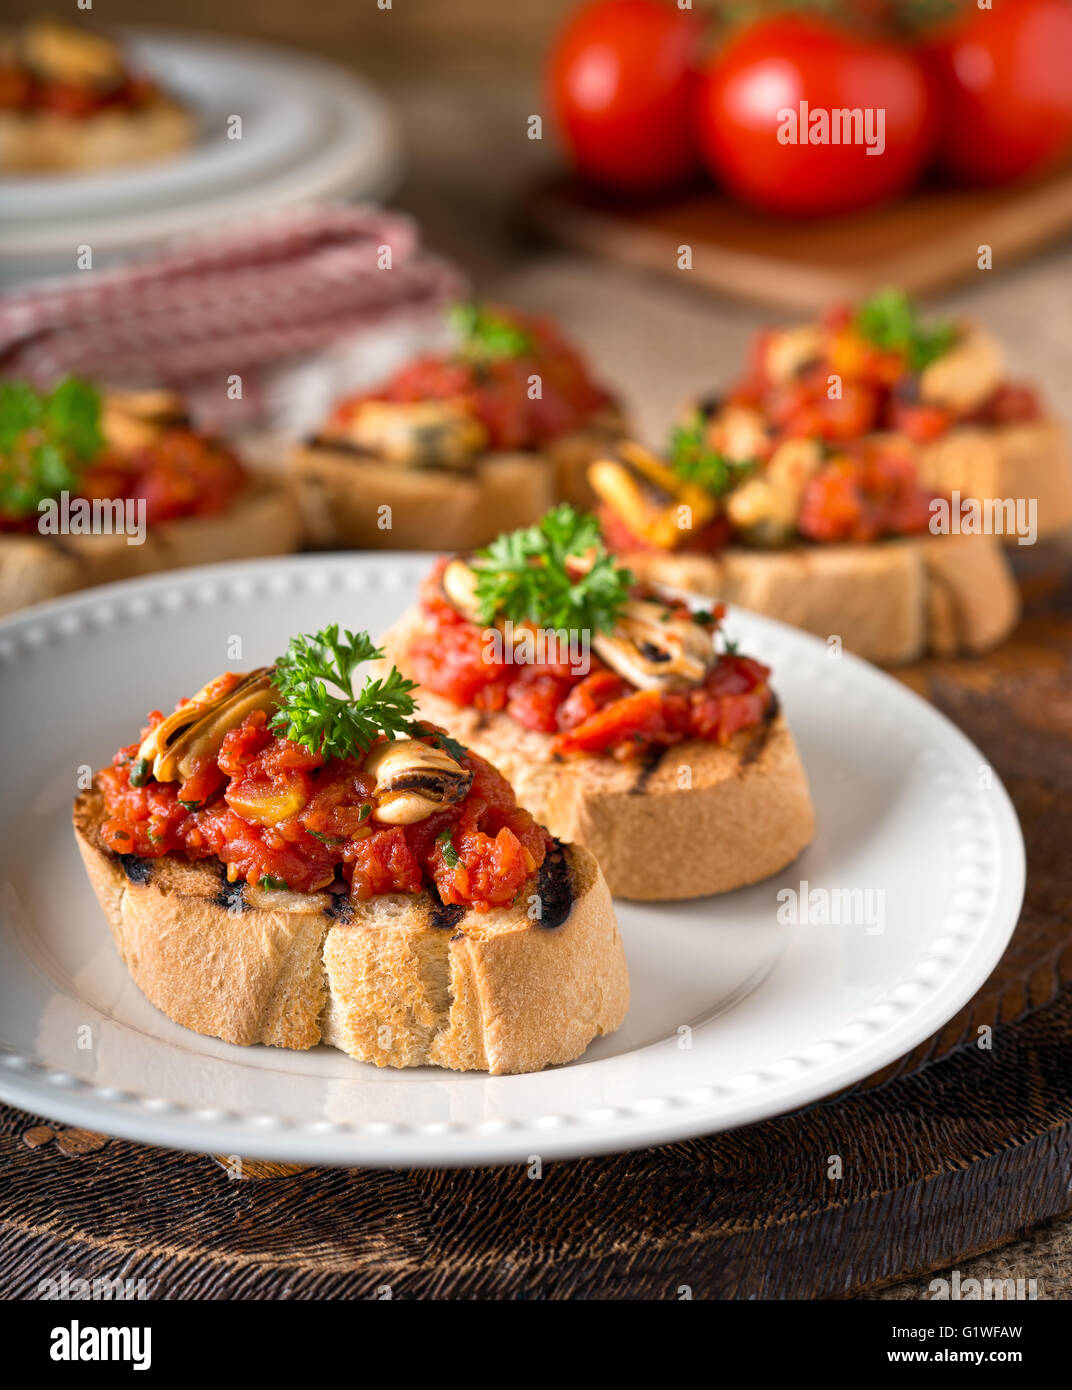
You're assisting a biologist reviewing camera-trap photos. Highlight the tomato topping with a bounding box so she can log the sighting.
[96,705,550,913]
[1,427,246,536]
[797,444,935,543]
[407,561,773,759]
[726,307,1036,454]
[327,308,610,452]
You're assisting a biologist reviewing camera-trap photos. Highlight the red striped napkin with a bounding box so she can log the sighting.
[0,203,466,426]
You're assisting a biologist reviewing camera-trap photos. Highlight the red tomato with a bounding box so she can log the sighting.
[920,0,1072,185]
[548,0,706,193]
[694,15,937,216]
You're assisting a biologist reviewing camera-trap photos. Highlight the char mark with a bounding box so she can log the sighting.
[118,854,153,886]
[629,744,667,796]
[430,893,466,932]
[215,876,248,913]
[536,841,574,930]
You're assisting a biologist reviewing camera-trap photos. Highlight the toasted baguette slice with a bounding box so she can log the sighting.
[0,96,194,173]
[613,532,1019,667]
[291,411,624,552]
[74,786,628,1075]
[0,477,303,619]
[916,419,1072,542]
[382,610,816,901]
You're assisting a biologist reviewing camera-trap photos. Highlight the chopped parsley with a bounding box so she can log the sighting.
[472,504,632,634]
[854,288,956,372]
[668,413,755,497]
[0,378,102,517]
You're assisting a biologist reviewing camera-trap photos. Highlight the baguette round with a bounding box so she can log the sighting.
[0,476,303,619]
[73,786,629,1075]
[291,411,624,552]
[916,419,1072,542]
[0,96,193,173]
[382,610,816,901]
[613,531,1020,667]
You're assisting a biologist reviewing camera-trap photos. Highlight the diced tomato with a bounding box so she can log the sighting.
[96,708,549,912]
[326,308,610,452]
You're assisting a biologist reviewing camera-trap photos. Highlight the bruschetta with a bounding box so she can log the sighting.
[590,423,1020,668]
[380,507,816,901]
[697,288,1072,543]
[73,628,628,1074]
[291,302,626,551]
[0,379,302,617]
[0,21,193,174]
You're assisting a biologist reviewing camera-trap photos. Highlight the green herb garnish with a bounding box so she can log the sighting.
[179,800,200,812]
[668,414,755,497]
[269,626,418,759]
[450,302,535,363]
[854,288,956,372]
[260,875,289,891]
[0,378,102,517]
[309,830,345,844]
[472,504,632,634]
[129,757,151,788]
[359,803,372,822]
[436,829,460,869]
[723,638,740,656]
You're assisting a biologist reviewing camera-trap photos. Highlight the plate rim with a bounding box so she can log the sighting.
[0,554,1026,1166]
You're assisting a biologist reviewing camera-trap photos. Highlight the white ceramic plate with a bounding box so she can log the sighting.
[0,556,1024,1167]
[0,31,401,272]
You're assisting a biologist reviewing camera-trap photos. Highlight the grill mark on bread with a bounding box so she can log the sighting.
[536,841,573,929]
[118,853,153,886]
[324,890,354,922]
[629,744,668,795]
[430,892,466,932]
[214,876,248,913]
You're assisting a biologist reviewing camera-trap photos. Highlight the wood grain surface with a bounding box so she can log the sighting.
[1,543,1070,1301]
[526,164,1072,310]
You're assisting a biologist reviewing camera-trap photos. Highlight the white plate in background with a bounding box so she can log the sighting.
[0,555,1024,1166]
[0,31,402,274]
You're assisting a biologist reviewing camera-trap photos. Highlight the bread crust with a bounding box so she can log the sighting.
[916,419,1072,542]
[382,610,816,901]
[73,786,629,1075]
[0,476,303,619]
[611,532,1019,667]
[0,96,193,173]
[291,409,625,552]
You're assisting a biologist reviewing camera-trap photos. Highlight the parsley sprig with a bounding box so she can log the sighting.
[450,302,535,363]
[669,414,755,497]
[472,504,632,634]
[0,378,103,517]
[270,626,418,759]
[854,288,956,372]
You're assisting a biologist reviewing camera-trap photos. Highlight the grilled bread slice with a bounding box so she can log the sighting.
[0,477,302,619]
[916,419,1072,542]
[612,532,1020,667]
[0,96,193,174]
[381,609,816,901]
[74,785,629,1075]
[292,413,625,552]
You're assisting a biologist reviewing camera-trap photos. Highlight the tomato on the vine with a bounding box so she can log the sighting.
[919,0,1072,185]
[693,14,938,216]
[547,0,707,194]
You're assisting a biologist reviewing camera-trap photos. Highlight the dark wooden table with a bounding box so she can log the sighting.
[2,543,1070,1301]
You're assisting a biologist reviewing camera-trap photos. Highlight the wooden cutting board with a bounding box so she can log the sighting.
[1,540,1071,1299]
[526,162,1072,310]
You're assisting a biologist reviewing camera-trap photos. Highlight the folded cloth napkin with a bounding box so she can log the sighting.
[0,203,466,428]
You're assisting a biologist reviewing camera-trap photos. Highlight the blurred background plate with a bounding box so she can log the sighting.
[0,30,403,280]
